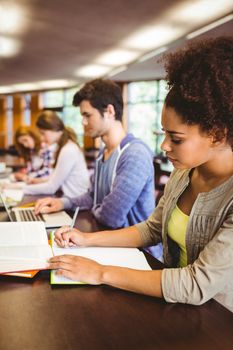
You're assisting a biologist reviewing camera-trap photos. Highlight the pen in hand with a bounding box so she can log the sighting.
[57,207,80,248]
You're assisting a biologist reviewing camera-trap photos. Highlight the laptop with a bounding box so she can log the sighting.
[0,192,72,229]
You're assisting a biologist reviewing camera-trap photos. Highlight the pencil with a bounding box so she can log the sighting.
[70,207,80,228]
[18,202,36,208]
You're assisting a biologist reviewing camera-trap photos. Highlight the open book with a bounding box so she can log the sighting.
[51,236,152,284]
[0,221,53,274]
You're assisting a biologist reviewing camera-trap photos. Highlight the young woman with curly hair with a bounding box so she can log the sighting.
[48,37,233,312]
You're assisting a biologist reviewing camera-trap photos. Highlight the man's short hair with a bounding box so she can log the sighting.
[73,79,123,121]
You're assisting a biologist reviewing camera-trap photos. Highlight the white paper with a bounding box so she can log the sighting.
[0,259,49,273]
[0,222,48,246]
[52,244,151,284]
[0,245,52,259]
[0,221,53,273]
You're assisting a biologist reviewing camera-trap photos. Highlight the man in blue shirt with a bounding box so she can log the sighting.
[35,79,155,228]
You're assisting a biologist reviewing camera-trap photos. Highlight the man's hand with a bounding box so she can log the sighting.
[34,197,64,214]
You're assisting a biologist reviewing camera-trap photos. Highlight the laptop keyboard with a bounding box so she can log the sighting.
[19,210,44,222]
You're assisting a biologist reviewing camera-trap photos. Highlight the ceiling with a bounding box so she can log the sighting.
[114,18,233,81]
[0,0,232,93]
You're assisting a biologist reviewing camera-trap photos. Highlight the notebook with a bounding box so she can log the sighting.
[51,234,152,284]
[0,192,72,229]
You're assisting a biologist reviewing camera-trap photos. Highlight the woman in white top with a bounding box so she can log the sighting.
[24,110,90,197]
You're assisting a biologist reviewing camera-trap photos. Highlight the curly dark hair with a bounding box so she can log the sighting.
[164,36,233,149]
[73,79,123,121]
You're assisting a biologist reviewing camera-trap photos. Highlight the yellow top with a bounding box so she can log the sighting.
[167,205,189,267]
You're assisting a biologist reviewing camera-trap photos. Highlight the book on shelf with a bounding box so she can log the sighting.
[51,234,152,285]
[0,221,53,275]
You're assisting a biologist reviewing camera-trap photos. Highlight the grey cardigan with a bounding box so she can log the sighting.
[136,169,233,312]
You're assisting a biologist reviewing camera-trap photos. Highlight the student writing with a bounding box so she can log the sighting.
[49,37,233,312]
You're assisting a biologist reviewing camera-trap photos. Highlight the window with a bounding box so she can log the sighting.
[63,87,83,147]
[63,106,83,146]
[42,87,84,147]
[42,90,64,108]
[2,80,167,150]
[127,80,167,154]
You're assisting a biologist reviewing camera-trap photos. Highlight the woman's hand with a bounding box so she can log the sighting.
[14,172,28,182]
[48,255,104,285]
[26,177,48,184]
[53,226,88,248]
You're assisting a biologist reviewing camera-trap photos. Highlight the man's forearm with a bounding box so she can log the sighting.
[62,192,94,210]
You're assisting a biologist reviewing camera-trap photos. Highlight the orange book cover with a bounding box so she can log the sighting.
[2,270,39,278]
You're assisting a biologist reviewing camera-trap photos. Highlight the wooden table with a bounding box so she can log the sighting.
[0,197,233,350]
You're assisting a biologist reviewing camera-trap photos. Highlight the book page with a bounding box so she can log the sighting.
[51,244,151,284]
[0,222,53,273]
[0,257,50,274]
[0,245,52,259]
[0,245,52,273]
[0,222,48,246]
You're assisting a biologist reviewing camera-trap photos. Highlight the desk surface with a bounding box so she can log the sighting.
[0,197,233,350]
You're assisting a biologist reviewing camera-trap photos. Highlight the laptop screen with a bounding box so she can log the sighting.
[0,192,15,222]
